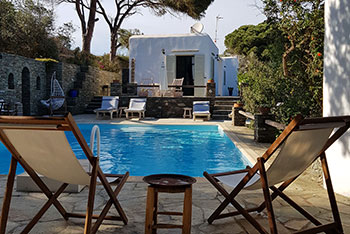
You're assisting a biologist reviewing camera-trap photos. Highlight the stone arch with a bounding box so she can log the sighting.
[8,73,14,89]
[36,76,41,90]
[21,67,31,115]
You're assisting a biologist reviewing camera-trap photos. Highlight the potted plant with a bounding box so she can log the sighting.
[233,100,243,108]
[207,78,214,83]
[258,103,271,115]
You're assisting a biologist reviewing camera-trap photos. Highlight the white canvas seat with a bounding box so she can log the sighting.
[193,101,210,121]
[94,96,119,119]
[124,98,146,119]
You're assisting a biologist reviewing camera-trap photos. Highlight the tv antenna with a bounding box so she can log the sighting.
[190,22,204,34]
[214,15,223,43]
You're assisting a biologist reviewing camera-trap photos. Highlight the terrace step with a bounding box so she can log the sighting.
[212,97,239,120]
[85,96,103,114]
[212,114,230,120]
[213,105,233,110]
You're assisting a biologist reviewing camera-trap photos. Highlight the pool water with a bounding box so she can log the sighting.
[0,124,250,177]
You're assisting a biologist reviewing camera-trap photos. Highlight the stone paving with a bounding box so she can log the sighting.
[0,115,349,233]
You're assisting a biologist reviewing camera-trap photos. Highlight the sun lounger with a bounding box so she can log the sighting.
[94,96,119,119]
[0,113,129,234]
[193,101,211,121]
[124,98,146,119]
[203,114,350,233]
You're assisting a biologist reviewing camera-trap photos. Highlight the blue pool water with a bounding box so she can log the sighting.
[0,124,250,176]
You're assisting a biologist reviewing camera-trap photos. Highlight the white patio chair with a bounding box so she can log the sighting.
[94,96,119,119]
[124,98,146,119]
[193,101,211,121]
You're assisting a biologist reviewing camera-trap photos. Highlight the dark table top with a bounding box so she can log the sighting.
[143,174,196,188]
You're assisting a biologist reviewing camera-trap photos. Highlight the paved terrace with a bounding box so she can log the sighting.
[0,115,349,233]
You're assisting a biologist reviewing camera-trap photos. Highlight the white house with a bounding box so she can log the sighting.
[128,33,238,97]
[323,0,350,197]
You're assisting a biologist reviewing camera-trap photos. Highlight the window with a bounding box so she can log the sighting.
[8,73,14,89]
[36,76,41,90]
[224,71,226,85]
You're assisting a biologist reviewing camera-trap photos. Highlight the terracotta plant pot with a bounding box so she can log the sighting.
[258,107,270,115]
[233,103,243,108]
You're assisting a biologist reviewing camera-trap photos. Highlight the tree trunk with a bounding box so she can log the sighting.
[82,0,98,54]
[282,41,295,77]
[110,32,117,61]
[82,35,91,53]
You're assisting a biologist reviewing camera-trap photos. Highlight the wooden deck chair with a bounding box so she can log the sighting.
[204,114,350,234]
[163,78,184,97]
[0,113,129,234]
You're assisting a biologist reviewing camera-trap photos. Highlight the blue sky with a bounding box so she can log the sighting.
[55,0,266,55]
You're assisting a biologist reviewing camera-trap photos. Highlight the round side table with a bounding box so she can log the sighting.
[143,174,196,234]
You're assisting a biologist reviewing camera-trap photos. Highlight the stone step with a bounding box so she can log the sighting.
[212,108,231,119]
[213,105,233,110]
[213,110,231,115]
[85,96,103,114]
[212,114,230,120]
[215,100,236,105]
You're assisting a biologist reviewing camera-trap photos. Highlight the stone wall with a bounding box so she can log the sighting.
[0,52,120,115]
[0,53,47,115]
[117,97,215,118]
[64,65,119,114]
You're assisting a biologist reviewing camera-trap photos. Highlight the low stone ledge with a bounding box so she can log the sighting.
[16,159,89,193]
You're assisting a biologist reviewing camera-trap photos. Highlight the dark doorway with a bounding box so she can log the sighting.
[21,67,31,115]
[176,56,194,96]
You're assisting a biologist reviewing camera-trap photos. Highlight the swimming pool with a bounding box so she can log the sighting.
[0,124,250,176]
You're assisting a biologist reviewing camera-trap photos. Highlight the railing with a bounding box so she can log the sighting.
[111,83,211,97]
[265,119,286,130]
[233,109,287,142]
[237,110,286,130]
[123,84,206,88]
[238,110,254,120]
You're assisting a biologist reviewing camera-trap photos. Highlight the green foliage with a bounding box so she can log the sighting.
[56,22,76,51]
[162,0,214,19]
[0,0,58,59]
[239,54,278,113]
[97,54,122,73]
[65,48,97,66]
[224,22,284,62]
[226,0,324,124]
[0,0,76,60]
[118,28,142,50]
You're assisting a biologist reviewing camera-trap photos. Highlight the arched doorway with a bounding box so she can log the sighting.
[21,67,31,115]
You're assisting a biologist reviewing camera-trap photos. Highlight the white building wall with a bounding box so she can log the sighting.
[129,33,219,96]
[324,0,350,196]
[221,57,239,96]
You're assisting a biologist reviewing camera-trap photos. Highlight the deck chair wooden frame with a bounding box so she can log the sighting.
[204,114,350,234]
[0,113,129,234]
